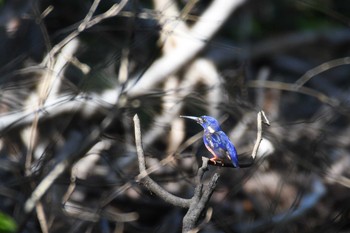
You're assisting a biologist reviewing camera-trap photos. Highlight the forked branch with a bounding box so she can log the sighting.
[133,111,269,232]
[133,114,219,232]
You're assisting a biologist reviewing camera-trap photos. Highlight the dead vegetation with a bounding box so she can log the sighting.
[1,0,350,232]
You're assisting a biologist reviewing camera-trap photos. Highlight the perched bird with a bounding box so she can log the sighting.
[180,115,239,167]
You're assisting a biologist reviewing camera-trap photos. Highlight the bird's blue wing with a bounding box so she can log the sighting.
[221,133,239,167]
[204,131,239,167]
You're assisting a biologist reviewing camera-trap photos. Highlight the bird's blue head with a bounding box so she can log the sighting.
[180,115,222,133]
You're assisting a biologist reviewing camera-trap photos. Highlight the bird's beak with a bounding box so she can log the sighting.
[180,115,200,123]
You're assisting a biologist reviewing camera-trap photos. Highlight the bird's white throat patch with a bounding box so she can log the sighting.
[207,126,215,134]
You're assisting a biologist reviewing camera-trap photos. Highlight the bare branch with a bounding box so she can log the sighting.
[78,0,101,32]
[183,171,220,233]
[134,114,221,232]
[251,111,269,160]
[47,0,128,59]
[133,114,192,208]
[127,0,246,97]
[0,91,120,134]
[294,57,350,88]
[248,80,340,108]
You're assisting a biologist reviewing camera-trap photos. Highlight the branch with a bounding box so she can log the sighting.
[251,110,270,160]
[293,56,350,89]
[47,0,128,60]
[134,114,220,232]
[133,114,192,208]
[127,0,246,97]
[0,92,117,134]
[183,168,219,232]
[248,80,339,108]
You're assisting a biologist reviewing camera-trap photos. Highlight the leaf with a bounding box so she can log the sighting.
[0,212,17,233]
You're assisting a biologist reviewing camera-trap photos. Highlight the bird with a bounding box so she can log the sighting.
[180,115,239,167]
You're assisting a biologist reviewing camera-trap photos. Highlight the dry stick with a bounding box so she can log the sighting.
[46,0,128,60]
[0,91,114,133]
[36,202,48,233]
[134,114,191,208]
[183,159,220,233]
[127,0,245,97]
[251,111,270,160]
[294,57,350,88]
[248,80,339,108]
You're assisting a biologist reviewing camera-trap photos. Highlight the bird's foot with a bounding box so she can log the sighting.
[209,157,217,164]
[210,157,224,166]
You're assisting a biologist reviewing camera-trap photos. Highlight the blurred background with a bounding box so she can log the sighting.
[1,0,350,232]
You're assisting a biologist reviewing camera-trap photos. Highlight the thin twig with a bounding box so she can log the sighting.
[248,80,340,108]
[252,111,270,160]
[294,57,350,88]
[36,202,48,233]
[78,0,101,32]
[47,0,128,60]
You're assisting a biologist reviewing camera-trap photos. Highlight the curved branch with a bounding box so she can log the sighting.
[133,114,192,208]
[134,114,221,232]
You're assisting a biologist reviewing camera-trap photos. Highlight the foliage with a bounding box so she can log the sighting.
[0,212,16,233]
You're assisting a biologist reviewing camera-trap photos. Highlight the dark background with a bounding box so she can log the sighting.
[1,0,350,232]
